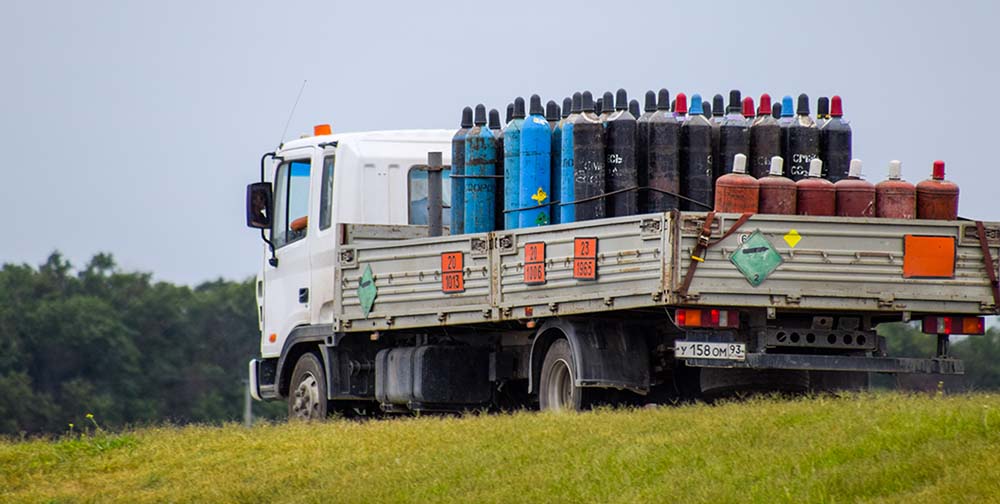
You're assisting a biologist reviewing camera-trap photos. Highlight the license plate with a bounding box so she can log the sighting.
[674,341,746,361]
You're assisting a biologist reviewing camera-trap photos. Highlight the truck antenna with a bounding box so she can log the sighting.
[278,80,308,147]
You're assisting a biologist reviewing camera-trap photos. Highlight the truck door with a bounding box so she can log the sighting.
[262,150,314,357]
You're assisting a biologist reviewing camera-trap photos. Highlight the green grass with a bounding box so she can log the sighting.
[2,393,999,503]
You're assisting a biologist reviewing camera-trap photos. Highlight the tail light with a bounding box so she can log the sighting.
[675,308,739,329]
[922,316,985,335]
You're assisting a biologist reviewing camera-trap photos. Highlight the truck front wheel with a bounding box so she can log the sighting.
[288,352,329,420]
[539,339,596,412]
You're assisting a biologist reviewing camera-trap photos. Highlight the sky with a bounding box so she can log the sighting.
[2,0,999,284]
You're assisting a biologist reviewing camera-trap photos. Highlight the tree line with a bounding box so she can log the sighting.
[1,253,998,435]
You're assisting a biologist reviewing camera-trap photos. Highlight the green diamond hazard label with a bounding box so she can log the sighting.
[730,230,783,287]
[358,264,377,318]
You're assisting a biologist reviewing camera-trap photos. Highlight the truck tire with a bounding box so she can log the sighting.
[539,339,597,412]
[288,352,329,420]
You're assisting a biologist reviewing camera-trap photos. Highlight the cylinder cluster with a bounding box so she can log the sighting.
[449,89,959,235]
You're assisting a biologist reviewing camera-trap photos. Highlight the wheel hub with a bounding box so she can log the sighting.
[291,371,321,420]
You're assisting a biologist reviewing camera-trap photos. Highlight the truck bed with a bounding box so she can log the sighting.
[334,212,999,332]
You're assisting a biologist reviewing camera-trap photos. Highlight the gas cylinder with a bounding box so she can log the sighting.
[718,91,750,175]
[819,95,852,182]
[605,88,639,217]
[749,94,781,179]
[560,92,582,224]
[463,104,497,233]
[629,99,640,120]
[771,101,782,119]
[796,158,835,216]
[834,159,875,217]
[547,100,562,224]
[572,91,606,221]
[702,101,713,118]
[562,97,571,122]
[715,153,759,213]
[875,160,916,219]
[599,91,614,123]
[916,160,959,220]
[786,94,819,180]
[451,106,473,234]
[489,109,505,231]
[505,103,514,124]
[520,95,553,227]
[637,90,656,213]
[709,94,725,179]
[816,96,830,128]
[778,95,794,168]
[545,100,560,129]
[503,97,525,229]
[596,97,604,117]
[680,94,714,211]
[646,88,681,212]
[758,156,797,215]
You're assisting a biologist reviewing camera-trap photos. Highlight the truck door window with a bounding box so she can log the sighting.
[319,155,335,230]
[407,166,451,226]
[272,159,311,248]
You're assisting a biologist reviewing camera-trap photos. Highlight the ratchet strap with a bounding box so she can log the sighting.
[975,221,1000,312]
[678,212,754,298]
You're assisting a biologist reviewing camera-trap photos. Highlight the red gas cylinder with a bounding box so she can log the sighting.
[834,159,875,217]
[715,153,759,212]
[758,156,797,214]
[916,160,959,220]
[796,158,835,216]
[875,160,916,219]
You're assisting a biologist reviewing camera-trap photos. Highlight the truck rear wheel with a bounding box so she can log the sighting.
[539,339,597,412]
[288,352,328,420]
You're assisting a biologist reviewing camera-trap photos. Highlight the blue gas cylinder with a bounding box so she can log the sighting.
[451,106,473,233]
[503,97,526,229]
[519,95,553,227]
[464,104,497,234]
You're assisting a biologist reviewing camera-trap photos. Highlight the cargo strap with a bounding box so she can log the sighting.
[678,212,754,298]
[974,221,1000,312]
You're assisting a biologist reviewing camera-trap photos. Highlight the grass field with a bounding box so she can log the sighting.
[2,393,999,503]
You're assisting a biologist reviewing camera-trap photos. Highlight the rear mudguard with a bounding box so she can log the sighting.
[528,318,650,394]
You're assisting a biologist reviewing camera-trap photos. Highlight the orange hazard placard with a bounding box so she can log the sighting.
[573,237,598,280]
[523,242,546,285]
[441,252,465,293]
[903,235,955,278]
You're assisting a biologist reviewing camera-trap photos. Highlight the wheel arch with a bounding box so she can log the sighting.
[275,324,335,398]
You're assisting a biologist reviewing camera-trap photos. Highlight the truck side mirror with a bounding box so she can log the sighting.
[246,182,273,229]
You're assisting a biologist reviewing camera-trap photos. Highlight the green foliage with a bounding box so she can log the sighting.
[1,394,999,502]
[0,252,275,435]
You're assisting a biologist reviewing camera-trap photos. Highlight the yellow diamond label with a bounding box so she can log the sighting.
[531,187,548,204]
[784,229,801,248]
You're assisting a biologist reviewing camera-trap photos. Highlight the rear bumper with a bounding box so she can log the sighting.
[685,353,964,375]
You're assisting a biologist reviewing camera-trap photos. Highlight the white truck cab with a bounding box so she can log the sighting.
[252,127,452,368]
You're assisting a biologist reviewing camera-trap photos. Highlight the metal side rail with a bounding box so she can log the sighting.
[685,353,965,375]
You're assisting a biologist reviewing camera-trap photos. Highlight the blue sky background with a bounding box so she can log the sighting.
[2,0,998,283]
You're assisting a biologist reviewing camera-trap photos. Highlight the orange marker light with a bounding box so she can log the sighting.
[268,333,277,343]
[314,124,332,136]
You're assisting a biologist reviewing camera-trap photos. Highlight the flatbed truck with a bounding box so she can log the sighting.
[245,127,1000,417]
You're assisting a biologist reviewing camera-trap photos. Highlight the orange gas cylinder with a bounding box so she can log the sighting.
[757,156,797,214]
[714,153,759,213]
[796,158,835,216]
[875,160,916,219]
[834,159,875,217]
[916,160,959,220]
